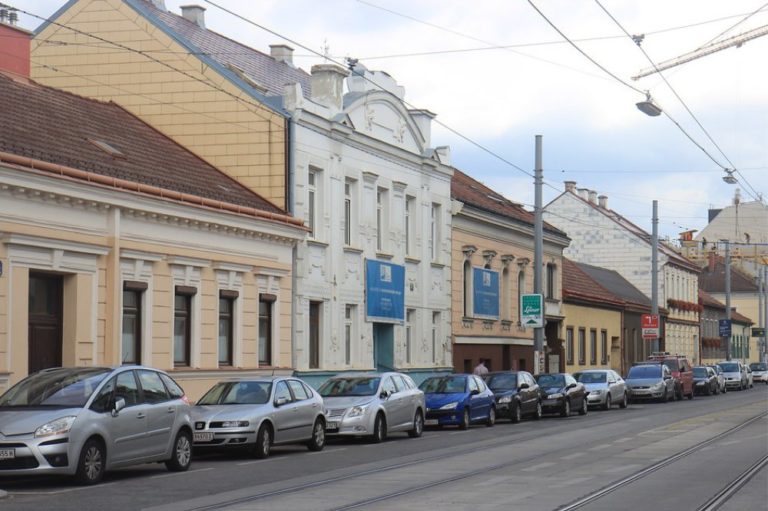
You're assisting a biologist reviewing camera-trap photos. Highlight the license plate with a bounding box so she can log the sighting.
[326,421,339,430]
[424,419,439,426]
[193,432,214,442]
[0,448,15,460]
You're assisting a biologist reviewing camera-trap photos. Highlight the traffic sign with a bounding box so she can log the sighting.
[718,319,732,337]
[521,294,544,328]
[641,313,660,340]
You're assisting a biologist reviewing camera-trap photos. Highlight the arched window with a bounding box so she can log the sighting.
[463,260,472,317]
[517,270,526,320]
[502,266,510,320]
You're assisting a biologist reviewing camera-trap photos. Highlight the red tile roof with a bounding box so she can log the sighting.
[698,255,759,293]
[562,258,625,307]
[0,73,286,215]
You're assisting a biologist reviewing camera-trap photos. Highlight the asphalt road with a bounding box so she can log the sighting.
[1,386,766,511]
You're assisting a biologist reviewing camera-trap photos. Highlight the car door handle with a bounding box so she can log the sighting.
[136,412,146,419]
[167,407,175,414]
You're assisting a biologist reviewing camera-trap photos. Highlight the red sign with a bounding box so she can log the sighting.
[641,314,660,340]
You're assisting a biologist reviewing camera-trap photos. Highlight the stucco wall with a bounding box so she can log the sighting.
[562,302,621,373]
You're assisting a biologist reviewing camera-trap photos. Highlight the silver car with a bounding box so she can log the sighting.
[0,366,193,485]
[319,372,425,443]
[191,377,326,458]
[573,369,628,410]
[718,361,748,390]
[749,362,768,384]
[625,364,675,402]
[706,364,727,393]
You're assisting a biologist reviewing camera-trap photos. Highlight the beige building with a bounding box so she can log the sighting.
[450,170,570,374]
[0,73,305,398]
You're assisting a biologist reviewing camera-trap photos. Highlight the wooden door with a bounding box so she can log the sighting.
[28,273,63,374]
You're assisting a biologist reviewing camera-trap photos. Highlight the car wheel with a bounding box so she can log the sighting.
[408,410,424,438]
[578,396,588,415]
[486,406,496,427]
[307,419,326,451]
[560,399,571,418]
[602,394,612,411]
[511,401,522,423]
[253,423,272,458]
[714,384,719,395]
[459,408,470,430]
[371,413,387,443]
[659,389,667,403]
[619,392,628,409]
[165,430,192,472]
[75,438,105,485]
[675,384,683,401]
[533,401,543,420]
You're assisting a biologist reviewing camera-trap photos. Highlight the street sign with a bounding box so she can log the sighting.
[521,294,544,328]
[641,313,660,340]
[751,327,765,337]
[718,319,732,337]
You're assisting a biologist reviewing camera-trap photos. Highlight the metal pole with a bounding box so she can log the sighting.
[534,135,544,373]
[759,266,764,363]
[724,240,732,361]
[651,200,659,354]
[763,265,767,362]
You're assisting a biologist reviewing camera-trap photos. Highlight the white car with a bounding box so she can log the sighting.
[572,369,628,410]
[749,362,768,384]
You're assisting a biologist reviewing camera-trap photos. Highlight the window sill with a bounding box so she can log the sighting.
[307,239,329,248]
[430,261,446,269]
[404,256,421,265]
[343,245,364,254]
[376,251,394,260]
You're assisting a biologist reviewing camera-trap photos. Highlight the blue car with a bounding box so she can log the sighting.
[419,374,496,429]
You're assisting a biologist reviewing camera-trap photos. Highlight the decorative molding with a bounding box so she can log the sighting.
[461,245,477,259]
[482,250,497,266]
[2,233,109,256]
[517,257,531,267]
[254,267,289,278]
[213,262,253,273]
[167,255,210,268]
[121,249,164,262]
[362,171,378,184]
[501,254,516,265]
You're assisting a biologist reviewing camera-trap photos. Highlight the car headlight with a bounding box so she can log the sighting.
[347,405,368,417]
[547,393,564,400]
[220,421,249,428]
[35,416,76,438]
[498,396,512,404]
[439,402,458,410]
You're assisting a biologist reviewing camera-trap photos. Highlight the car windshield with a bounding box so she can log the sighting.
[484,373,517,391]
[574,372,606,384]
[319,377,381,397]
[693,368,708,378]
[628,365,661,378]
[660,359,679,372]
[719,363,740,372]
[0,368,110,408]
[536,374,565,387]
[197,381,272,405]
[750,363,767,371]
[419,376,467,394]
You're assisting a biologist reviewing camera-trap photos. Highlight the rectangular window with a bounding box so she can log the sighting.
[431,311,440,364]
[218,295,234,366]
[430,203,441,261]
[307,168,317,238]
[309,301,321,369]
[406,308,415,364]
[376,188,384,251]
[122,284,144,365]
[590,329,597,365]
[173,288,194,367]
[405,196,415,256]
[578,328,586,365]
[546,264,556,299]
[601,330,608,365]
[344,304,355,365]
[566,327,574,365]
[344,180,353,246]
[258,297,273,366]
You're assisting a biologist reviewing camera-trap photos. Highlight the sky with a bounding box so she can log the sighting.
[16,0,768,241]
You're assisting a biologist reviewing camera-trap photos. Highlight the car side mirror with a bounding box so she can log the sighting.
[566,383,576,390]
[275,396,288,407]
[112,397,126,417]
[380,390,391,400]
[470,389,480,396]
[519,383,529,390]
[664,375,672,380]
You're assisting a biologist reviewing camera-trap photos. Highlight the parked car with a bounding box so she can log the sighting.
[419,374,495,429]
[706,364,727,394]
[625,364,675,402]
[749,362,768,384]
[572,369,628,410]
[647,353,694,400]
[0,366,192,485]
[718,361,748,391]
[692,366,719,395]
[319,372,425,443]
[482,371,542,422]
[535,373,588,417]
[191,377,325,459]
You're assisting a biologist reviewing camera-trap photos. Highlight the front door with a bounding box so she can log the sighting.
[373,323,394,372]
[28,273,63,374]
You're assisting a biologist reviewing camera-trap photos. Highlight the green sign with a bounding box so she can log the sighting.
[521,294,544,328]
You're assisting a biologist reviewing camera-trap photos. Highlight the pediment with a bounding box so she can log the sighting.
[344,91,425,153]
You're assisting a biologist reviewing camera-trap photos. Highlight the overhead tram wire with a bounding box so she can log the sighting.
[203,0,537,181]
[695,1,768,50]
[594,0,763,202]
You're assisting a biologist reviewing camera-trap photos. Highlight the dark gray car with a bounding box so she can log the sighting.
[0,366,193,484]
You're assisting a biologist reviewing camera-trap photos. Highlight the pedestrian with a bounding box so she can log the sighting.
[473,360,489,376]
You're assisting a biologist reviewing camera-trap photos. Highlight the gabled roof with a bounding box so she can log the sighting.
[0,73,289,217]
[131,0,312,99]
[562,258,625,308]
[698,290,753,325]
[574,261,651,309]
[452,169,568,238]
[698,256,759,293]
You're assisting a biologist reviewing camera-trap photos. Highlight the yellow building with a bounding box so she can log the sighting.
[0,73,305,398]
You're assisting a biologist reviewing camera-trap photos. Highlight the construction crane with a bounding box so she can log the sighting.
[632,23,768,80]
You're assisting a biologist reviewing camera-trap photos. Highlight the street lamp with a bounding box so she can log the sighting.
[722,169,738,184]
[636,93,662,116]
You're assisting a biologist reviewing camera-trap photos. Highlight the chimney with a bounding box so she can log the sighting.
[270,44,294,66]
[564,181,577,193]
[577,188,589,201]
[598,195,607,209]
[708,251,716,272]
[588,190,598,204]
[435,146,451,166]
[409,109,435,148]
[149,0,167,10]
[310,63,349,113]
[180,5,205,28]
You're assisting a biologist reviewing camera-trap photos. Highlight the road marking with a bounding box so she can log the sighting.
[562,476,594,486]
[561,452,586,460]
[613,437,634,443]
[237,458,279,466]
[307,447,347,456]
[10,482,117,495]
[590,444,612,451]
[448,431,467,435]
[149,467,213,479]
[720,440,740,446]
[522,461,555,472]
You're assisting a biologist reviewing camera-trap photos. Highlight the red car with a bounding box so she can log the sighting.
[647,353,695,400]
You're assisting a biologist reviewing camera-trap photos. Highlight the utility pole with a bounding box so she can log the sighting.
[724,240,732,361]
[759,266,764,363]
[763,265,767,363]
[651,200,659,354]
[534,135,544,374]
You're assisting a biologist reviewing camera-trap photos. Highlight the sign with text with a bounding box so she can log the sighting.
[472,267,499,319]
[751,327,765,337]
[521,294,544,328]
[641,314,660,340]
[365,259,405,323]
[719,319,732,338]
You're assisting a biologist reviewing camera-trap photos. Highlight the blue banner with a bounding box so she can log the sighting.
[473,267,499,319]
[366,260,405,323]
